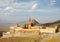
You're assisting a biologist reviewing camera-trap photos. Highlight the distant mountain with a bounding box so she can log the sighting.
[42,20,60,26]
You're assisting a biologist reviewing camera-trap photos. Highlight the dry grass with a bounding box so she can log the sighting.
[43,34,60,42]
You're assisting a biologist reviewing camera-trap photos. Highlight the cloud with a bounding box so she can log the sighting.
[0,0,15,14]
[4,6,16,13]
[0,0,60,15]
[51,0,56,2]
[49,0,56,6]
[31,3,37,10]
[55,8,60,12]
[5,7,13,10]
[0,1,37,14]
[0,0,13,7]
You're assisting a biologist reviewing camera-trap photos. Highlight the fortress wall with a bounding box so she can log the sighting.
[9,26,57,36]
[15,29,40,33]
[40,29,56,33]
[3,28,57,37]
[14,28,56,33]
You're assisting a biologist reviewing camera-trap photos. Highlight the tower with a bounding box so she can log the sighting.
[27,18,32,29]
[23,18,33,29]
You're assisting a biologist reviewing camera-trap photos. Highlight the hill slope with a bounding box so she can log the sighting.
[42,20,60,26]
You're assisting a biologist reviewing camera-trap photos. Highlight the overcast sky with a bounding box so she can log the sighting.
[0,0,60,23]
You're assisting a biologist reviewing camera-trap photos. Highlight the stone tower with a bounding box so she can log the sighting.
[28,18,32,29]
[24,18,33,29]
